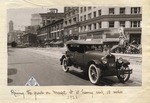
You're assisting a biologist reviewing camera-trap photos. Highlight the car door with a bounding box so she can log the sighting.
[74,45,84,67]
[66,44,76,63]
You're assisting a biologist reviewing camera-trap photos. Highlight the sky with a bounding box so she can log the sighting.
[7,7,64,31]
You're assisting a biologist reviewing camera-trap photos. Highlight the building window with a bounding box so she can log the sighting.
[109,8,115,15]
[93,11,96,18]
[51,33,53,37]
[84,15,86,21]
[131,21,141,27]
[120,21,125,27]
[52,26,54,31]
[98,22,101,28]
[68,12,71,17]
[53,26,55,31]
[88,24,92,30]
[80,16,83,21]
[69,19,72,24]
[88,6,92,10]
[84,7,86,12]
[73,17,76,22]
[120,8,125,14]
[57,25,59,30]
[93,23,96,29]
[109,21,114,28]
[98,10,101,16]
[84,25,86,31]
[80,7,83,13]
[60,23,63,29]
[72,10,75,15]
[80,26,83,31]
[65,21,67,25]
[65,14,67,18]
[88,13,92,19]
[57,32,59,37]
[131,7,141,14]
[54,26,56,31]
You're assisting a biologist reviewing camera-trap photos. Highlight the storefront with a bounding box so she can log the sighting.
[79,31,103,40]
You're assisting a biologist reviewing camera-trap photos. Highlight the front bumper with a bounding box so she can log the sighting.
[101,69,132,76]
[118,69,132,75]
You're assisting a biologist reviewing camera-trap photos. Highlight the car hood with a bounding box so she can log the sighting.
[85,51,107,57]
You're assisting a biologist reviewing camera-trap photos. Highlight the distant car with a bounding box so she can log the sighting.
[60,40,132,85]
[11,41,17,47]
[17,44,27,48]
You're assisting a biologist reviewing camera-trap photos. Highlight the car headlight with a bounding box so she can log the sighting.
[118,57,123,63]
[101,57,107,64]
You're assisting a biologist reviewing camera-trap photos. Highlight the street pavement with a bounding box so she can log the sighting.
[8,47,142,86]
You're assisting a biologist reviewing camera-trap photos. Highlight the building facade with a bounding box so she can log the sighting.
[9,20,14,32]
[22,33,37,47]
[8,20,24,45]
[37,9,64,44]
[37,19,64,47]
[22,26,38,46]
[63,7,79,42]
[78,7,142,47]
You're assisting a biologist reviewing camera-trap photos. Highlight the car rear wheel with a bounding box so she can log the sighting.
[62,58,69,72]
[117,66,130,83]
[88,64,101,85]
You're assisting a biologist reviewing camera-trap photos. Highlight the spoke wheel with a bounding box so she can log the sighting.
[62,58,69,72]
[88,64,101,85]
[117,66,130,83]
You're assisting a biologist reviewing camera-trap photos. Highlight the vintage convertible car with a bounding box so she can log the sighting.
[60,40,132,85]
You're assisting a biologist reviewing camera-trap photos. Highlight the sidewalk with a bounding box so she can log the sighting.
[112,53,142,58]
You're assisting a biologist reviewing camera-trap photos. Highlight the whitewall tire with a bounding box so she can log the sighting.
[62,58,69,72]
[88,64,101,85]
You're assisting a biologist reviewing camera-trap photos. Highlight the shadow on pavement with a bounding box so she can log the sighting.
[68,70,121,86]
[68,70,89,80]
[98,77,118,86]
[8,68,17,75]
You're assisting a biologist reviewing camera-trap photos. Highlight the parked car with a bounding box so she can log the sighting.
[60,40,132,85]
[17,44,27,48]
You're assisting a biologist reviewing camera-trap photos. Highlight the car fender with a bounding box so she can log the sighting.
[87,60,102,68]
[122,59,130,67]
[60,55,66,65]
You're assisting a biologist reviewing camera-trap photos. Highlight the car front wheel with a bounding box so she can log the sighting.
[62,58,69,72]
[88,64,101,85]
[117,66,130,83]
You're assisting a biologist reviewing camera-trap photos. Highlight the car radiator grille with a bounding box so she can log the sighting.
[106,55,116,69]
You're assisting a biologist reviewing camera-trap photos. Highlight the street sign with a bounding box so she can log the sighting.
[25,76,40,86]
